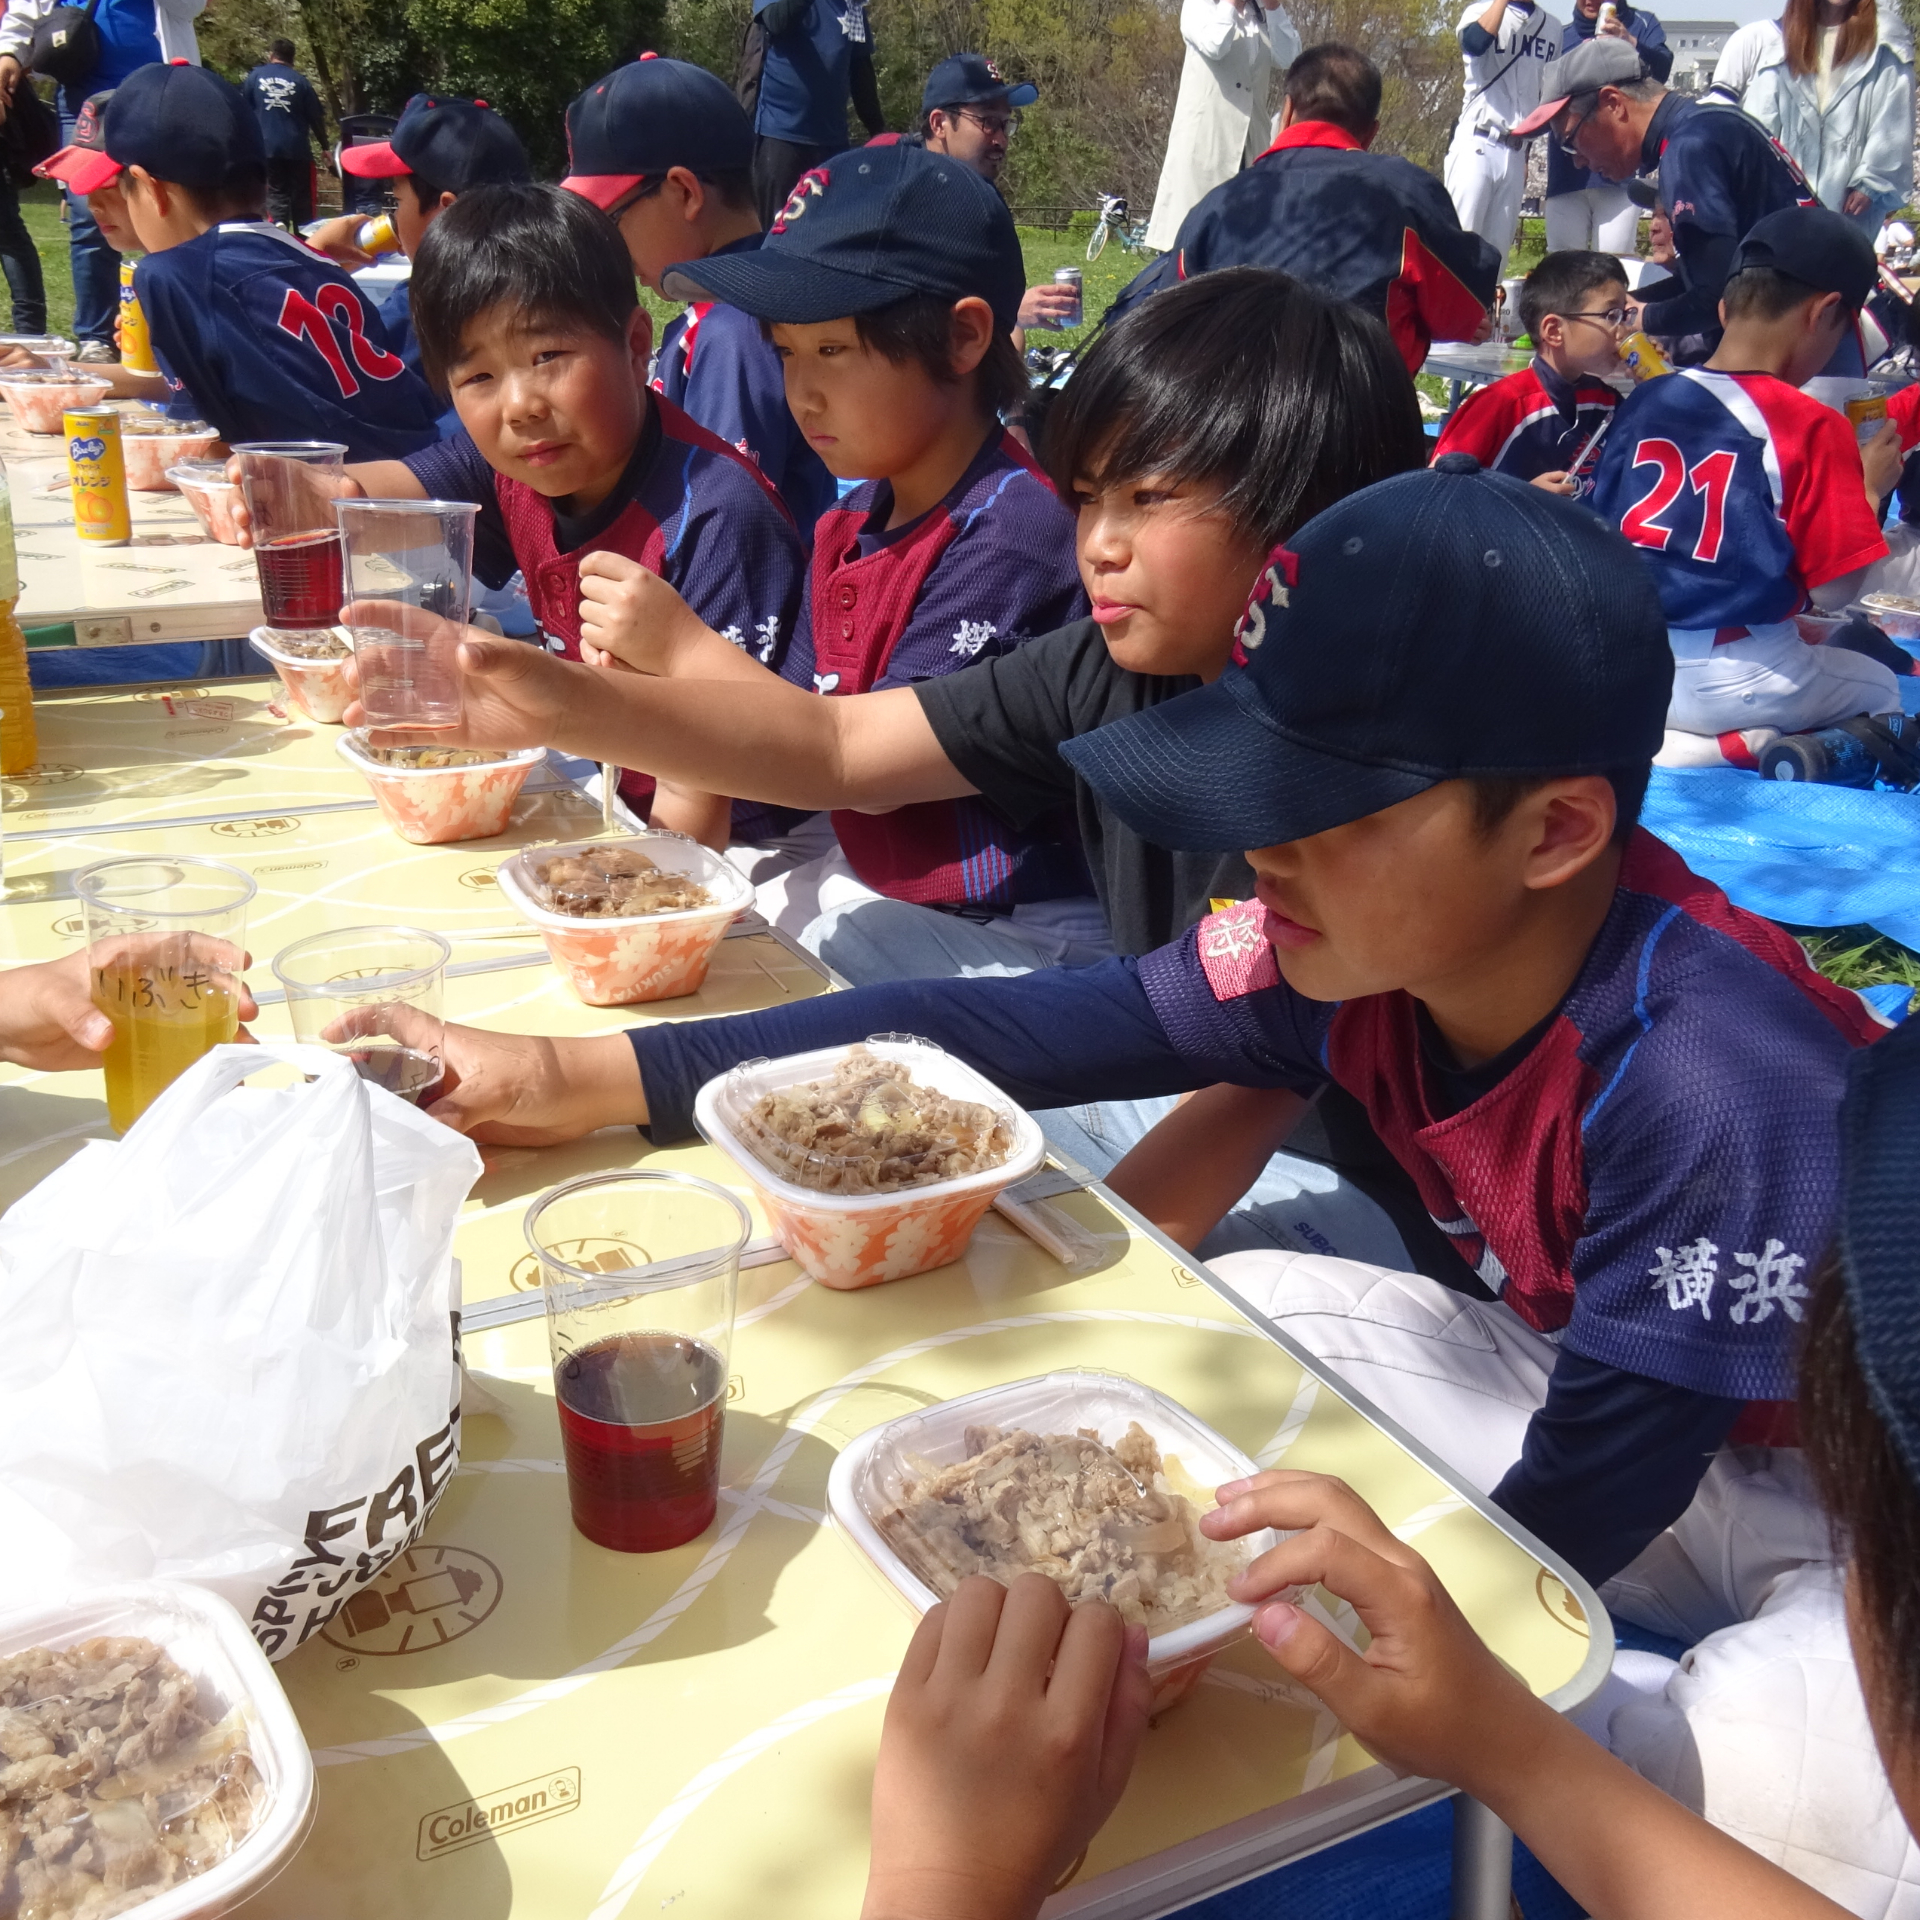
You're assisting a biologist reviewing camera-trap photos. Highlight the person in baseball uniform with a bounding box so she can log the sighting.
[1445,0,1563,260]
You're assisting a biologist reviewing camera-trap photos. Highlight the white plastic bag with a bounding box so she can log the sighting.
[0,1043,483,1659]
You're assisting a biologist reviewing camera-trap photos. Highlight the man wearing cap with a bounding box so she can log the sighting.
[1512,34,1816,360]
[1541,0,1669,252]
[749,0,887,226]
[561,55,833,533]
[303,94,531,380]
[244,39,328,232]
[1110,43,1499,375]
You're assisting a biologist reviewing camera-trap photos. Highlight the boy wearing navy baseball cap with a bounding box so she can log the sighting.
[400,461,1880,1648]
[103,63,442,460]
[581,142,1091,942]
[562,56,833,533]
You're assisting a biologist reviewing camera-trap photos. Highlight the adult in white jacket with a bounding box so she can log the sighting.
[1144,0,1301,251]
[1741,0,1913,229]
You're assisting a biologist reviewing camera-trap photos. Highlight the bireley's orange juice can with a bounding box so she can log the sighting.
[118,258,155,373]
[1620,331,1674,382]
[1846,392,1889,445]
[66,406,131,547]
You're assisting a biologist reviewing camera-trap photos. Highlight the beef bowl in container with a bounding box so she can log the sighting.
[495,832,751,1007]
[250,626,353,725]
[121,414,219,491]
[695,1037,1045,1288]
[0,372,112,434]
[337,731,545,845]
[829,1369,1282,1711]
[0,1578,314,1918]
[169,462,245,544]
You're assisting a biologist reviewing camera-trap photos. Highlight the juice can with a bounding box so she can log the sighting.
[357,213,397,255]
[118,258,156,374]
[1620,330,1674,382]
[65,405,131,547]
[1845,391,1889,445]
[1052,265,1082,330]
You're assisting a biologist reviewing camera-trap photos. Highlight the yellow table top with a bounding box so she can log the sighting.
[3,400,264,642]
[0,680,1611,1920]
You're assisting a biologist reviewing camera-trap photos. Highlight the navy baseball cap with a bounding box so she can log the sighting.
[923,52,1037,113]
[38,89,117,194]
[662,143,1026,330]
[1060,457,1673,853]
[339,94,530,191]
[1729,205,1877,309]
[103,62,263,189]
[562,55,754,211]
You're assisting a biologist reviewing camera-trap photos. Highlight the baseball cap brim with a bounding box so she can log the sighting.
[340,140,407,178]
[1510,92,1571,138]
[561,172,646,211]
[661,249,921,322]
[38,144,121,192]
[1058,671,1439,854]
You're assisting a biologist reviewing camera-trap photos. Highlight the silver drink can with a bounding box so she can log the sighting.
[1053,266,1083,330]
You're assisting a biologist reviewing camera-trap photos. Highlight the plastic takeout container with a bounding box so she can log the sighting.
[251,625,353,725]
[496,831,751,1006]
[121,416,219,490]
[829,1370,1278,1711]
[695,1036,1046,1288]
[169,462,245,544]
[1859,592,1920,642]
[337,730,544,844]
[0,373,111,433]
[0,1579,315,1918]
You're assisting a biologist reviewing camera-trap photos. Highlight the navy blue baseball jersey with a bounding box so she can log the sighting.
[1592,368,1886,630]
[653,238,835,533]
[752,0,872,145]
[1434,356,1618,492]
[137,223,443,461]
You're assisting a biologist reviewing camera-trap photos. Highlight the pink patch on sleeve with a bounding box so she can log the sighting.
[1196,900,1281,1001]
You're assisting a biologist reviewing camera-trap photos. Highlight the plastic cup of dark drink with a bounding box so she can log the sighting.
[524,1170,752,1553]
[233,442,350,634]
[270,925,449,1104]
[338,499,479,731]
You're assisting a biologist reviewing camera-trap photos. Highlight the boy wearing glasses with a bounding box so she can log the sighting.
[1434,248,1627,497]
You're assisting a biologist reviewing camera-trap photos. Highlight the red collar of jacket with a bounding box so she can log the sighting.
[1257,119,1366,160]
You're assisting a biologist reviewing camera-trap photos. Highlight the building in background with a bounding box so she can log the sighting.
[1664,20,1738,91]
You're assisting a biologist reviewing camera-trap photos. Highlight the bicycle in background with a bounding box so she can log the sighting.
[1085,192,1151,262]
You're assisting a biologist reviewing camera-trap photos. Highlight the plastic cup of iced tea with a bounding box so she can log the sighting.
[524,1170,752,1553]
[337,499,478,731]
[75,856,256,1134]
[271,924,449,1105]
[233,441,349,634]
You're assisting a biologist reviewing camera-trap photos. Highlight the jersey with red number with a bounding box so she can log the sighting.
[1591,367,1887,630]
[136,222,442,461]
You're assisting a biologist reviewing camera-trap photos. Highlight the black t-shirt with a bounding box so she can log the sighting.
[915,618,1253,955]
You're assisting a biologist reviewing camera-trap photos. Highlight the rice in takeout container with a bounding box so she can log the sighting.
[829,1369,1280,1710]
[121,416,219,491]
[1859,592,1920,642]
[495,831,751,1006]
[251,626,353,725]
[0,1579,314,1919]
[337,730,545,844]
[168,463,245,544]
[695,1037,1045,1289]
[0,374,112,433]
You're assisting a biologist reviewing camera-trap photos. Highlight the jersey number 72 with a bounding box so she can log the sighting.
[1619,438,1737,564]
[276,285,405,399]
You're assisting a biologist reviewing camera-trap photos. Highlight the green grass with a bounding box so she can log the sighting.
[1796,927,1920,1000]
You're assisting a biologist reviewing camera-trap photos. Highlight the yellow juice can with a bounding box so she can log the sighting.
[65,405,131,547]
[357,212,397,254]
[118,258,155,373]
[1620,331,1675,382]
[1845,392,1889,445]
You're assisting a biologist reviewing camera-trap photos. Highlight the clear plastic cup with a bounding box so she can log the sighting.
[234,441,349,635]
[271,925,449,1106]
[337,499,478,732]
[524,1170,752,1553]
[76,856,256,1134]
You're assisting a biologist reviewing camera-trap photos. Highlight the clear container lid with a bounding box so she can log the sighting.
[496,831,751,927]
[124,412,214,436]
[341,729,536,772]
[167,460,235,489]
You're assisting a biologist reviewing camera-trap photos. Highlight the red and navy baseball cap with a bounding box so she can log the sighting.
[1729,205,1877,310]
[102,61,263,189]
[1059,457,1672,852]
[662,143,1026,330]
[922,52,1038,113]
[562,55,754,212]
[37,88,118,194]
[339,94,530,191]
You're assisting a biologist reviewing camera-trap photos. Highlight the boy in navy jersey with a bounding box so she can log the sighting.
[1434,249,1626,497]
[334,184,806,819]
[561,57,834,536]
[101,63,442,462]
[576,144,1091,970]
[1591,207,1906,759]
